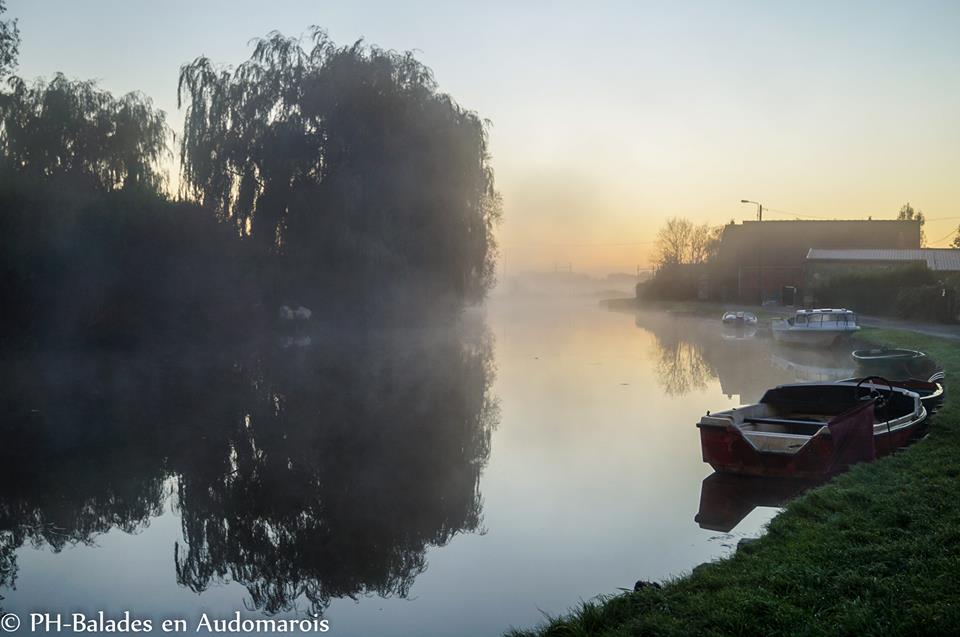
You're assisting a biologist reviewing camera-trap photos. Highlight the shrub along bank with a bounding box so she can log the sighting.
[813,264,958,324]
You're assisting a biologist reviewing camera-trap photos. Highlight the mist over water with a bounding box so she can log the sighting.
[0,291,863,636]
[1,4,957,635]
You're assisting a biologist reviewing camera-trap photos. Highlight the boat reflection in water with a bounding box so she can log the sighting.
[695,472,823,533]
[0,319,498,617]
[720,322,758,341]
[769,343,857,382]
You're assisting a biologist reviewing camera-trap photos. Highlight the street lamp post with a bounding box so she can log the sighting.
[741,199,762,221]
[741,200,764,304]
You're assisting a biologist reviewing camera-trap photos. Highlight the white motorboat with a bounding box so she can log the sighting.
[771,308,859,347]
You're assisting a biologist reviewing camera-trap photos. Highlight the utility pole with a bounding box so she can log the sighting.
[741,200,764,304]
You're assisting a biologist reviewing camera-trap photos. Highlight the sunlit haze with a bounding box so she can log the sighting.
[11,0,960,274]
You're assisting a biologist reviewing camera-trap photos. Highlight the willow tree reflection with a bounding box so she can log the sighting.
[632,311,797,401]
[0,533,14,603]
[635,313,718,396]
[0,320,497,615]
[171,323,498,615]
[0,351,170,597]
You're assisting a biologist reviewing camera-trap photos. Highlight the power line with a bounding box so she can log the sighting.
[501,240,656,247]
[928,226,959,246]
[762,208,960,223]
[762,207,831,220]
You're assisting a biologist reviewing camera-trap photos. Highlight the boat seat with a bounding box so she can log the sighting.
[743,417,828,434]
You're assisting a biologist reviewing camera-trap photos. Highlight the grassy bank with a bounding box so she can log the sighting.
[508,328,960,636]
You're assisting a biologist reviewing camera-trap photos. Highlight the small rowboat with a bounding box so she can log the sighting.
[697,379,926,479]
[722,311,758,326]
[851,348,937,380]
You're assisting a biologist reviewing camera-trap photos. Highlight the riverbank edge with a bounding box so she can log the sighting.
[602,297,960,341]
[506,326,960,636]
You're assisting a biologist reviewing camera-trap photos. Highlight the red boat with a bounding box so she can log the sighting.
[696,379,927,479]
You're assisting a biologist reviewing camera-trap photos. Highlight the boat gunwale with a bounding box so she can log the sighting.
[697,381,925,446]
[696,408,924,437]
[836,378,943,402]
[698,404,926,458]
[851,348,926,362]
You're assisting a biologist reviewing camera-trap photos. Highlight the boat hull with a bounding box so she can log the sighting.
[697,419,920,479]
[697,382,927,479]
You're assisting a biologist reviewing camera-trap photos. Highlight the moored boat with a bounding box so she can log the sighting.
[722,311,758,326]
[851,347,925,364]
[852,348,937,380]
[696,379,926,479]
[837,376,944,415]
[771,308,859,347]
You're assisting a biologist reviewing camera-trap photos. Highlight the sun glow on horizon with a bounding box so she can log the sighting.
[9,0,960,275]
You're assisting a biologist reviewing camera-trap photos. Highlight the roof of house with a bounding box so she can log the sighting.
[805,248,960,271]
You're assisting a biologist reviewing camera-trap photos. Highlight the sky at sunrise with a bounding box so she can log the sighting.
[9,0,960,274]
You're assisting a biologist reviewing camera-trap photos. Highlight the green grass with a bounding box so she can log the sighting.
[508,328,960,637]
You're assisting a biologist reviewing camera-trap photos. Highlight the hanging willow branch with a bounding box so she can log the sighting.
[0,73,170,193]
[177,27,500,301]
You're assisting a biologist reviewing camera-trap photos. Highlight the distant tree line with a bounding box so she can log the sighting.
[636,217,725,300]
[0,17,499,348]
[897,202,926,246]
[653,217,723,268]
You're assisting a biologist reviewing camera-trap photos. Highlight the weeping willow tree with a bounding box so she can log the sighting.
[0,0,19,79]
[0,73,169,193]
[178,28,500,305]
[0,72,252,347]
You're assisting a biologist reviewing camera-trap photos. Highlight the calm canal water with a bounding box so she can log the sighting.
[0,297,858,636]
